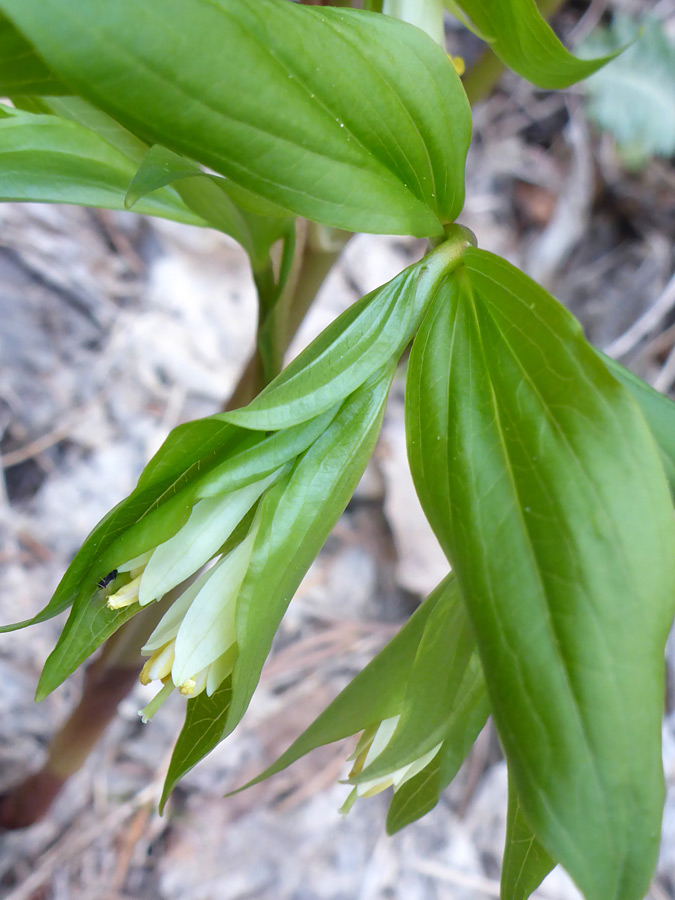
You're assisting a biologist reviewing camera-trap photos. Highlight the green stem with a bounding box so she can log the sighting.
[227,220,351,410]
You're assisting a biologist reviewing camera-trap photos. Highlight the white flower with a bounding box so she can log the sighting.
[101,467,286,722]
[105,469,281,613]
[137,516,259,722]
[105,470,283,610]
[340,715,442,814]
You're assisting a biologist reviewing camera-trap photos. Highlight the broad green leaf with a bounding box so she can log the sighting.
[0,0,471,236]
[233,576,455,793]
[582,16,675,168]
[0,105,206,226]
[406,249,675,900]
[599,352,675,496]
[224,235,472,430]
[452,0,618,89]
[0,11,66,95]
[501,778,555,900]
[356,577,475,780]
[126,144,292,268]
[386,660,489,834]
[161,365,396,802]
[162,679,233,812]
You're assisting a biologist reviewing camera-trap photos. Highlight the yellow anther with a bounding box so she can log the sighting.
[139,641,175,686]
[449,54,466,76]
[139,660,153,686]
[106,573,142,610]
[179,678,196,696]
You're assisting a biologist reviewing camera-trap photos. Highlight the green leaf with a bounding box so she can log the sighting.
[406,249,675,900]
[582,15,675,168]
[0,104,207,226]
[356,577,476,780]
[197,408,340,499]
[125,143,205,209]
[501,778,555,900]
[0,0,471,236]
[161,366,396,801]
[599,352,675,497]
[229,365,396,728]
[385,660,489,834]
[34,419,258,694]
[3,416,243,637]
[224,236,472,430]
[161,679,233,811]
[126,144,291,268]
[452,0,619,89]
[234,576,455,792]
[32,95,151,164]
[0,11,66,95]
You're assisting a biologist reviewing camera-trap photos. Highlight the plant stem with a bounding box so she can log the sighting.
[227,221,351,410]
[0,596,170,829]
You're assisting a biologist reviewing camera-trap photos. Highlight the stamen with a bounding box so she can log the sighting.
[106,573,142,610]
[178,667,208,697]
[139,641,175,685]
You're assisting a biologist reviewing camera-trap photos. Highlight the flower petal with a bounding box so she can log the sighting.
[139,469,280,605]
[171,525,257,686]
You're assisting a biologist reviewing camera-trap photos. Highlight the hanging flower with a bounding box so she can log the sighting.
[101,468,284,720]
[137,517,259,721]
[340,715,443,814]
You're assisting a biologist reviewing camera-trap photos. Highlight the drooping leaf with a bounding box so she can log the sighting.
[406,249,675,900]
[356,577,476,780]
[582,16,675,168]
[386,660,489,834]
[451,0,619,89]
[34,404,336,693]
[0,105,206,225]
[230,365,396,727]
[224,235,473,430]
[3,416,244,642]
[501,778,555,900]
[161,365,396,802]
[232,575,456,794]
[0,11,66,95]
[599,352,675,497]
[0,0,471,236]
[162,678,233,812]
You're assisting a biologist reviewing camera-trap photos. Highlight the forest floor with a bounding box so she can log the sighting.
[1,2,675,899]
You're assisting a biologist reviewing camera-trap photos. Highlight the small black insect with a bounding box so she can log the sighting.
[97,569,118,590]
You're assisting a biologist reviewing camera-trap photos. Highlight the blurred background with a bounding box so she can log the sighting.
[1,1,674,898]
